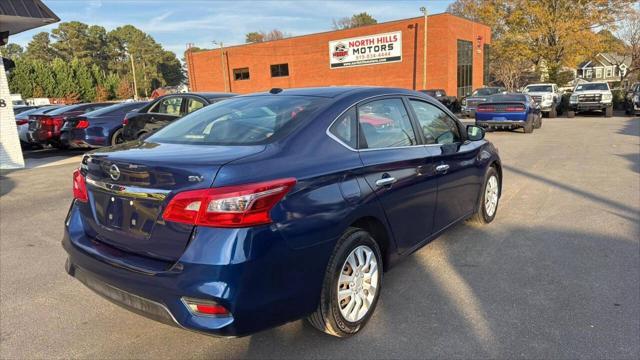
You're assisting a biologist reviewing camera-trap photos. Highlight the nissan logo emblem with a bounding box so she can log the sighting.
[109,164,121,181]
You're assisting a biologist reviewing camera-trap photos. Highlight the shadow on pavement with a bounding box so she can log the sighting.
[0,175,15,197]
[226,224,639,359]
[504,165,638,217]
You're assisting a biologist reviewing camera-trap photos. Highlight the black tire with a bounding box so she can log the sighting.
[567,110,575,118]
[605,106,613,118]
[308,227,383,337]
[523,118,534,133]
[548,107,557,118]
[533,115,542,129]
[54,142,69,150]
[111,128,125,146]
[469,166,500,225]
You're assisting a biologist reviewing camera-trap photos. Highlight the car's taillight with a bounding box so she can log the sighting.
[72,169,88,202]
[163,178,296,227]
[505,106,525,112]
[41,116,64,127]
[122,117,129,126]
[75,118,90,128]
[16,120,28,125]
[477,105,495,112]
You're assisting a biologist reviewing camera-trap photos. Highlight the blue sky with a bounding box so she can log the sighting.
[10,0,456,57]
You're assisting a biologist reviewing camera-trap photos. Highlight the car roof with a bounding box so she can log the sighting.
[191,92,236,99]
[240,86,419,99]
[526,83,554,86]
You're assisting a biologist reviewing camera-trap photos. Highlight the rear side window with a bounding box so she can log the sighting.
[329,107,357,149]
[409,100,460,145]
[148,96,328,145]
[150,97,183,116]
[358,98,416,149]
[186,98,205,113]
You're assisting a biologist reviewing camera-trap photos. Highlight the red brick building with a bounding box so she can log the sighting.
[186,13,491,98]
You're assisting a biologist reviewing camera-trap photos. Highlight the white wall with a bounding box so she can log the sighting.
[0,60,25,169]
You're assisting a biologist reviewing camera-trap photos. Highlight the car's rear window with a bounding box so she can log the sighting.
[473,88,503,96]
[490,94,527,102]
[47,104,84,115]
[148,95,329,145]
[83,102,146,117]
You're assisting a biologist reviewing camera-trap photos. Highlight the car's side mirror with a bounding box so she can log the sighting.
[467,125,485,141]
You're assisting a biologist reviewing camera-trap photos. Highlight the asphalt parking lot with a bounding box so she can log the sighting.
[1,114,638,359]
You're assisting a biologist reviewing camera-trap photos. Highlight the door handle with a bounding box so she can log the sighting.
[435,164,450,173]
[375,177,397,187]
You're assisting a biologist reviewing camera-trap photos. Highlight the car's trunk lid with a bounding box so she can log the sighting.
[80,141,265,261]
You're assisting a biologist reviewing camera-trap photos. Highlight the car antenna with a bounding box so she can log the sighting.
[270,88,283,94]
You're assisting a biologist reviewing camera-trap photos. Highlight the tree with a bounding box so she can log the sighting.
[447,0,636,83]
[52,58,78,100]
[617,7,640,82]
[24,32,56,62]
[72,58,96,101]
[245,32,264,43]
[332,12,378,30]
[8,59,35,97]
[0,43,24,60]
[32,60,56,97]
[244,29,289,43]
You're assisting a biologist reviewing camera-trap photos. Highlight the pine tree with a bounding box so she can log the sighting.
[72,58,96,101]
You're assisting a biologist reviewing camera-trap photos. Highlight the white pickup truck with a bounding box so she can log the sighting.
[568,82,613,118]
[523,83,562,118]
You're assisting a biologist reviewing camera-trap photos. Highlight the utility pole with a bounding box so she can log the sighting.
[128,49,138,100]
[420,7,428,90]
[213,41,228,92]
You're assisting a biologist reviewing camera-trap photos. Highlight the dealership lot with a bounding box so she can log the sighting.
[0,114,638,359]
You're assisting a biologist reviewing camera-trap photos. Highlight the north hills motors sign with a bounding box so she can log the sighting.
[329,31,402,69]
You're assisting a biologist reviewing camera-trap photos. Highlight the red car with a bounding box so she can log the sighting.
[27,103,112,148]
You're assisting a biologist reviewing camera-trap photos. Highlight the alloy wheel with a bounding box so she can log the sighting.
[337,245,379,322]
[485,175,499,217]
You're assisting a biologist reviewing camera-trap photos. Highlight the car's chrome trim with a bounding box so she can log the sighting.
[85,177,170,200]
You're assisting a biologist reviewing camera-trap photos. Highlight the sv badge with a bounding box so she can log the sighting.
[188,175,204,182]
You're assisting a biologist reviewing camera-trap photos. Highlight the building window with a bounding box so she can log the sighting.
[270,63,289,77]
[606,67,612,78]
[595,68,602,78]
[233,68,250,81]
[586,69,592,79]
[457,40,473,98]
[483,44,490,85]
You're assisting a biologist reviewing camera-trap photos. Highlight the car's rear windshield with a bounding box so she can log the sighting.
[490,94,527,102]
[525,85,552,92]
[575,83,609,91]
[472,88,502,96]
[83,102,146,117]
[148,95,329,145]
[47,104,84,115]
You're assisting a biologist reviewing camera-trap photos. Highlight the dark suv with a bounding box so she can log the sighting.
[122,92,235,141]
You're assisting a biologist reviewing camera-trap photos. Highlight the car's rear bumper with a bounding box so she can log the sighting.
[62,202,333,337]
[61,129,109,149]
[476,120,526,129]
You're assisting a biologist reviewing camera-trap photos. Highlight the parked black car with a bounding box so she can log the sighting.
[122,92,236,141]
[624,82,640,116]
[419,89,459,112]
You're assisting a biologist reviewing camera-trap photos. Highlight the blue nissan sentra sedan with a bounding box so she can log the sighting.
[475,93,542,133]
[63,87,502,338]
